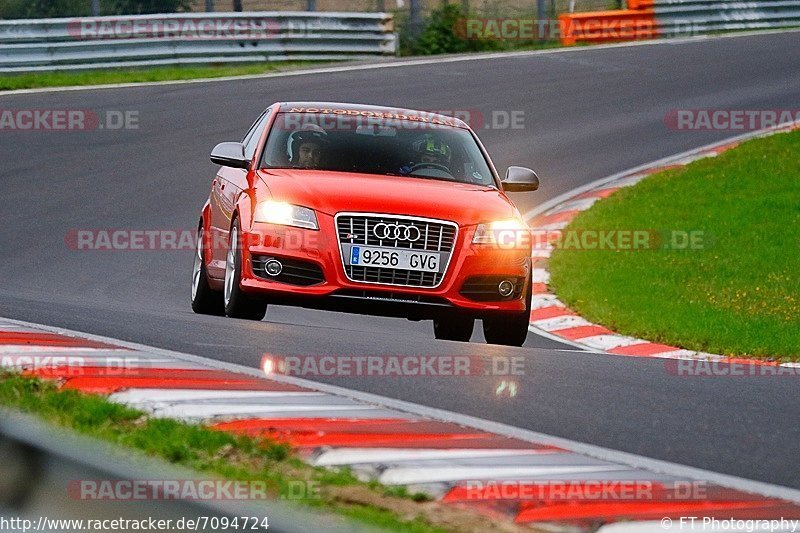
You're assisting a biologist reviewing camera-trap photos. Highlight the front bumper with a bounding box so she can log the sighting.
[238,215,531,319]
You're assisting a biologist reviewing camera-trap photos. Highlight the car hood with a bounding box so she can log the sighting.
[256,169,519,226]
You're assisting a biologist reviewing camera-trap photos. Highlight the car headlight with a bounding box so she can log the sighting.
[254,201,318,230]
[472,218,530,248]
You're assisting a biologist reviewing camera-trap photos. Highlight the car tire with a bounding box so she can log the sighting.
[433,314,474,342]
[191,224,225,316]
[483,275,531,347]
[224,219,268,321]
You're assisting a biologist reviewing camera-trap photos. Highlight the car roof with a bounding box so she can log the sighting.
[274,102,471,130]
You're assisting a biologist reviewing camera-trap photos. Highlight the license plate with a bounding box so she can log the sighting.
[348,246,440,272]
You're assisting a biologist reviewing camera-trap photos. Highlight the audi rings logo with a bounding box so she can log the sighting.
[373,223,422,242]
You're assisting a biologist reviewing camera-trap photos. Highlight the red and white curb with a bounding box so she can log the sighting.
[2,317,800,530]
[525,122,800,363]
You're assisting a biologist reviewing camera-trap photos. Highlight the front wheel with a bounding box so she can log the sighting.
[483,277,531,347]
[224,220,268,321]
[433,314,474,342]
[191,225,224,316]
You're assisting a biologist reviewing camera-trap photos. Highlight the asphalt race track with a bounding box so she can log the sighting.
[1,31,798,489]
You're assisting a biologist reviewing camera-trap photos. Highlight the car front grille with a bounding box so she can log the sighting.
[336,214,458,288]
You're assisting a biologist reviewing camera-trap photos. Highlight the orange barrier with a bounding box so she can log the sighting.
[627,0,655,9]
[558,9,657,46]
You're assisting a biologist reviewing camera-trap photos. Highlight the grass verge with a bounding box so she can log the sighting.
[549,130,800,361]
[0,62,322,91]
[0,372,520,532]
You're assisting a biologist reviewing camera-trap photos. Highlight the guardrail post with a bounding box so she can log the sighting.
[205,0,215,11]
[307,0,317,10]
[537,0,546,41]
[409,0,423,38]
[91,0,100,16]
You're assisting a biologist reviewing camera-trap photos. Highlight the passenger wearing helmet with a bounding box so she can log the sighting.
[287,125,328,168]
[400,133,453,176]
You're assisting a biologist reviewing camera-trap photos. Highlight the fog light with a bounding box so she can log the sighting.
[498,279,514,297]
[265,259,283,276]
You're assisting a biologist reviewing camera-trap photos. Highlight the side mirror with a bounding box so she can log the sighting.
[502,166,539,192]
[210,142,249,169]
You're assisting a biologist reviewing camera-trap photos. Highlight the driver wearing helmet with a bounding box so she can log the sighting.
[287,124,328,168]
[400,133,452,175]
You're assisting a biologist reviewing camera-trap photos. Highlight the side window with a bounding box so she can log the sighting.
[242,109,272,161]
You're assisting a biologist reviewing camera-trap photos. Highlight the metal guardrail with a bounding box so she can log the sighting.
[559,0,800,45]
[0,12,396,73]
[635,0,800,36]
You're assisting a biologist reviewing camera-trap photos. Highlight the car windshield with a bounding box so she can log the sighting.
[260,111,496,187]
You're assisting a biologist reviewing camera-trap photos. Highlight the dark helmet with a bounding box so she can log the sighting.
[287,124,328,163]
[412,133,452,164]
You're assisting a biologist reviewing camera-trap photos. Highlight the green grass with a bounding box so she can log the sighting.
[549,130,800,361]
[0,372,450,532]
[0,62,321,91]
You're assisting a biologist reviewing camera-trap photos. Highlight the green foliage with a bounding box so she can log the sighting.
[404,3,506,56]
[0,0,90,18]
[103,0,194,15]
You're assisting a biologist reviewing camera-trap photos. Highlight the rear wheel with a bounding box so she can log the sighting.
[483,276,531,347]
[191,224,224,316]
[433,314,474,342]
[224,220,268,320]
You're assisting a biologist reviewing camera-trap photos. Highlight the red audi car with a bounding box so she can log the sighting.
[191,102,539,346]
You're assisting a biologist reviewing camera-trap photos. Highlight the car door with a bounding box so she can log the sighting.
[208,109,273,277]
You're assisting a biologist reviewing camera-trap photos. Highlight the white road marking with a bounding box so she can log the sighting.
[110,389,325,403]
[533,315,594,332]
[577,335,647,351]
[379,465,626,485]
[313,448,555,466]
[143,403,379,420]
[532,268,551,284]
[530,294,563,309]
